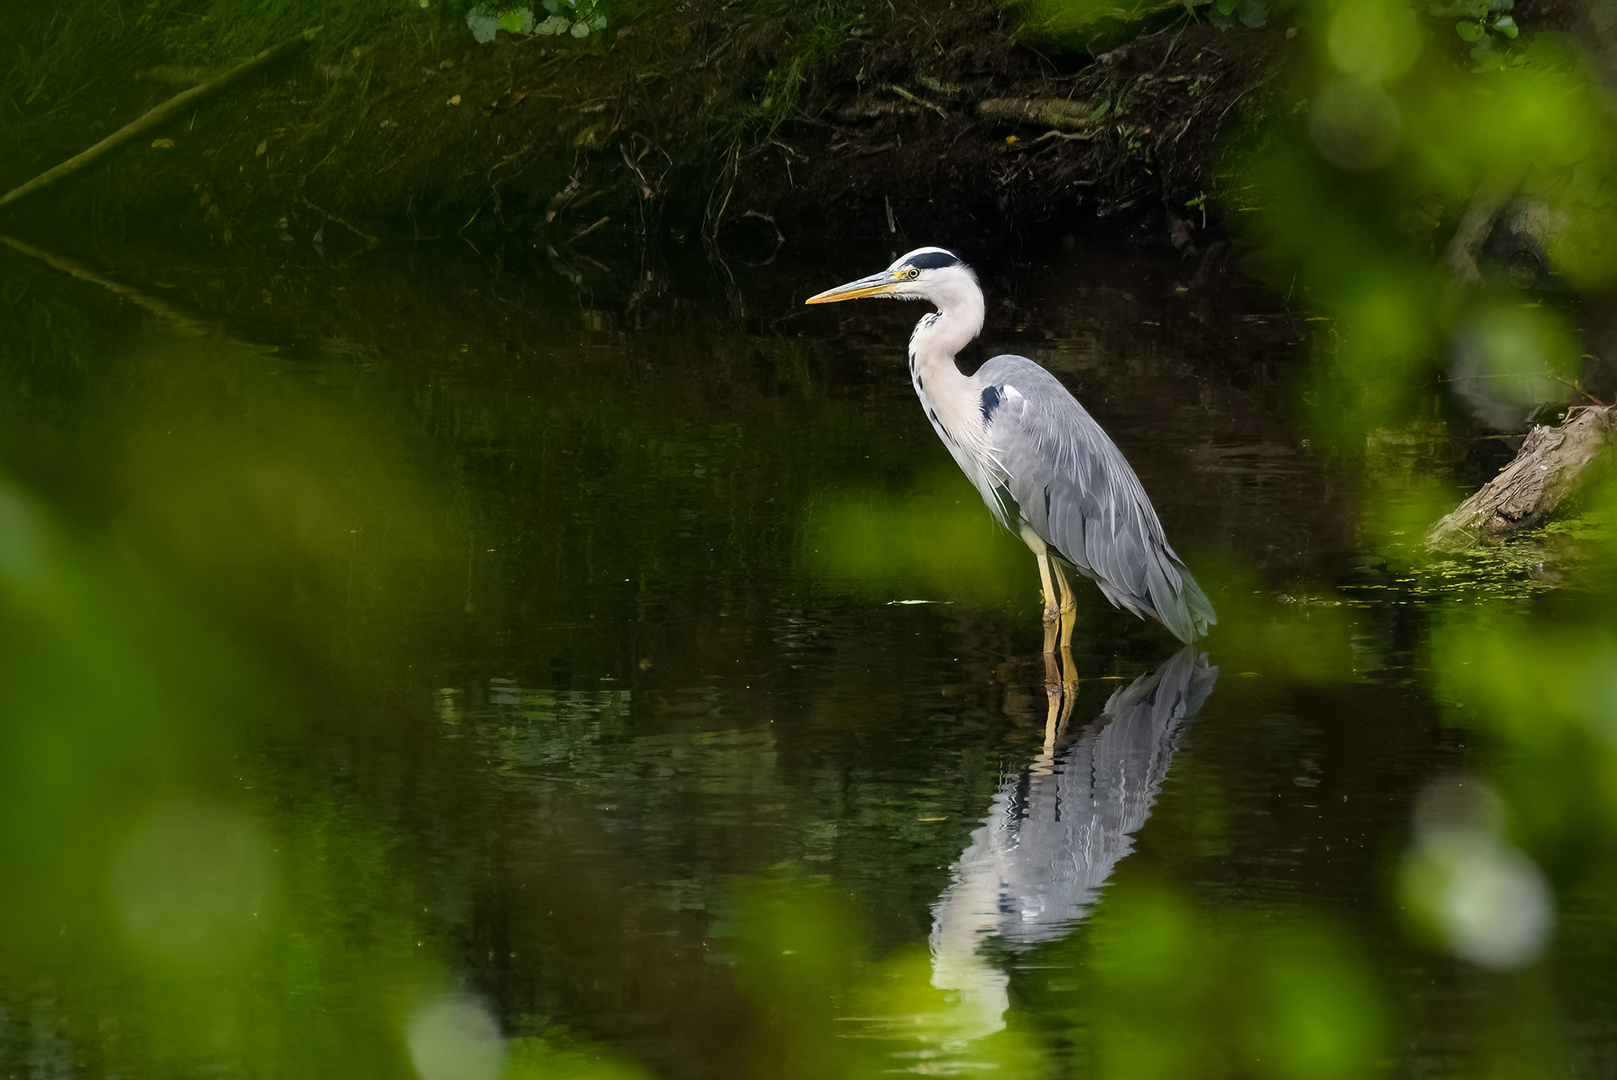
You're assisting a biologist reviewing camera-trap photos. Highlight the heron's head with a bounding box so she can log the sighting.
[805,247,979,307]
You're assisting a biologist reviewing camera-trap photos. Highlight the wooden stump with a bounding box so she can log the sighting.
[1427,405,1616,549]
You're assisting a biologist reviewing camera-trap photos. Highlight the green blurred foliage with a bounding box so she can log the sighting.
[1236,16,1617,442]
[1432,611,1617,854]
[1003,0,1617,1071]
[0,277,770,1074]
[7,0,1617,1069]
[1079,885,1389,1080]
[1199,566,1360,682]
[801,467,1033,604]
[0,474,427,1078]
[723,871,1392,1079]
[1241,0,1617,1067]
[1015,0,1279,52]
[504,1033,658,1079]
[1328,0,1422,84]
[727,869,1047,1078]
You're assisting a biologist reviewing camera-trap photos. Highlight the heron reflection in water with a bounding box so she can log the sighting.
[807,248,1215,670]
[930,646,1219,1039]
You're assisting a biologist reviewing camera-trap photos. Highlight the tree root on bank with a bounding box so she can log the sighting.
[1427,405,1616,549]
[977,97,1092,132]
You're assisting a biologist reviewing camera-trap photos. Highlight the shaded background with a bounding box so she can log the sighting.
[5,0,1617,1077]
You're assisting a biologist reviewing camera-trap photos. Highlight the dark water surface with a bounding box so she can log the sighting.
[0,234,1603,1078]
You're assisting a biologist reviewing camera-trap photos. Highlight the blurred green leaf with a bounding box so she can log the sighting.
[1457,19,1484,40]
[1329,0,1422,82]
[801,469,1031,603]
[503,1034,654,1079]
[498,5,532,31]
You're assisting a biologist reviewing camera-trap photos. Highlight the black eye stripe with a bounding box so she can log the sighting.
[903,250,961,271]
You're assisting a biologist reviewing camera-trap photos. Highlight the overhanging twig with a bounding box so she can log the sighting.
[0,26,321,212]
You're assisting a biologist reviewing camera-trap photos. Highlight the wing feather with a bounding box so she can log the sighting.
[974,355,1216,642]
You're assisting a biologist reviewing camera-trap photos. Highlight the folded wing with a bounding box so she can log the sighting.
[973,355,1215,643]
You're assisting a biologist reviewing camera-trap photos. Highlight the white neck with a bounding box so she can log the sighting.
[908,276,985,404]
[907,276,990,464]
[909,275,985,373]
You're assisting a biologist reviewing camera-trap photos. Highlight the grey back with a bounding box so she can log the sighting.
[971,354,1215,642]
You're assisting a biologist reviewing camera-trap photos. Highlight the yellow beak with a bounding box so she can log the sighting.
[805,270,904,304]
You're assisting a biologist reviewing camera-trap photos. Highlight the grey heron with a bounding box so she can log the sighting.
[807,247,1216,649]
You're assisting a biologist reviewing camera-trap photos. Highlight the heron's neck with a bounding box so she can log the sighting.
[907,288,985,391]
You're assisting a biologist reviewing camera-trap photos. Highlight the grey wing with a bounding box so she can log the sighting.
[974,355,1216,643]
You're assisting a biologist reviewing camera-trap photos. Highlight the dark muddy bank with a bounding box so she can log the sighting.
[0,2,1285,267]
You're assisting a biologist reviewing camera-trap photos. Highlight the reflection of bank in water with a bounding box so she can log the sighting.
[929,646,1219,1039]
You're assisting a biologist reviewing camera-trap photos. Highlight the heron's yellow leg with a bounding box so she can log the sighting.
[1042,638,1062,684]
[1036,662,1079,781]
[1051,560,1080,672]
[1033,550,1060,626]
[1043,669,1078,756]
[1053,559,1077,617]
[1021,523,1060,633]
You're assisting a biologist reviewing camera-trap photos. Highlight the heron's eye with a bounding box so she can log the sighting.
[904,267,920,279]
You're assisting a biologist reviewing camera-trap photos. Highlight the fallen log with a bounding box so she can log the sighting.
[1427,405,1616,549]
[0,26,320,212]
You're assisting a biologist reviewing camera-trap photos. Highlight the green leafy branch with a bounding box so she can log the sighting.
[1205,0,1270,31]
[1431,0,1518,66]
[465,0,609,44]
